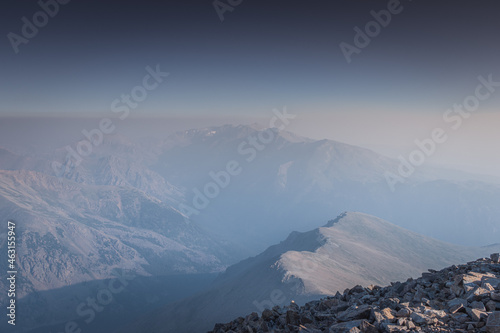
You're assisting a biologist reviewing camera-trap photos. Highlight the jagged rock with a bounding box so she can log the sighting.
[336,305,371,322]
[380,307,396,320]
[286,310,300,325]
[492,253,500,263]
[466,286,489,301]
[450,284,464,297]
[424,308,447,319]
[350,285,366,294]
[452,312,470,324]
[372,309,393,325]
[450,303,464,314]
[466,307,487,322]
[300,312,314,324]
[486,301,498,312]
[247,312,259,321]
[396,317,406,326]
[382,323,406,332]
[448,298,467,308]
[407,320,416,330]
[471,301,486,311]
[484,283,496,291]
[261,309,274,321]
[358,320,378,333]
[329,320,364,332]
[395,308,411,317]
[486,312,500,333]
[410,312,434,325]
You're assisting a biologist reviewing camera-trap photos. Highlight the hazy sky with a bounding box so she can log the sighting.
[1,0,499,176]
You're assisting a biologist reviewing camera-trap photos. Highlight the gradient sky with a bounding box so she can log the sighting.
[1,0,500,176]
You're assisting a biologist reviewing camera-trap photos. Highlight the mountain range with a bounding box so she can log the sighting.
[120,212,500,333]
[1,123,500,332]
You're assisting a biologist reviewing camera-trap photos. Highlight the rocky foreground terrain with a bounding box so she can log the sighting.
[210,253,500,333]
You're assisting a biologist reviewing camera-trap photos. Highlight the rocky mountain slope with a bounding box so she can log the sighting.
[0,168,236,332]
[210,253,500,333]
[0,169,231,290]
[119,212,500,333]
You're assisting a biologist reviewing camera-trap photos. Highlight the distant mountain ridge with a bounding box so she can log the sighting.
[137,124,500,249]
[120,212,500,333]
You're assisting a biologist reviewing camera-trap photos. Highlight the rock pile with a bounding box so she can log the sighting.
[209,253,500,332]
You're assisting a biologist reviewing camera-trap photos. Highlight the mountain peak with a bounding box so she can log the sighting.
[324,211,349,227]
[166,123,312,146]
